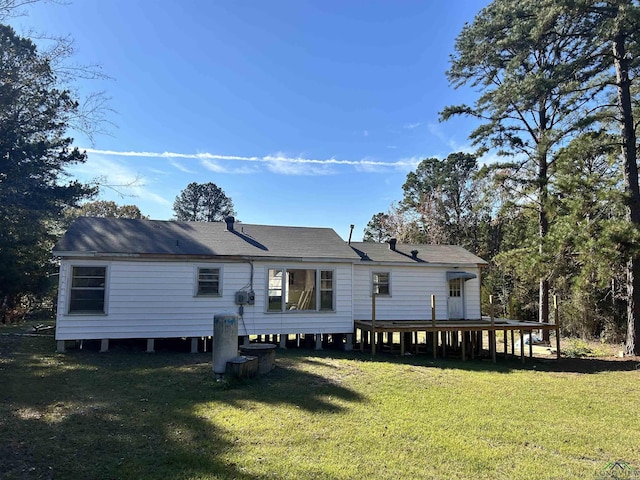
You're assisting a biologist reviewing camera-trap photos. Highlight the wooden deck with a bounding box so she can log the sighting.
[354,317,560,363]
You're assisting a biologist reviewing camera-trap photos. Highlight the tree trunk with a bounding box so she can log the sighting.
[538,136,550,333]
[613,30,640,356]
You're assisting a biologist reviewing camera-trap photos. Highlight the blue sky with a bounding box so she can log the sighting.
[11,1,489,241]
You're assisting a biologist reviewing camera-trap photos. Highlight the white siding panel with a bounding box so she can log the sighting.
[464,276,482,319]
[56,259,354,340]
[353,264,482,321]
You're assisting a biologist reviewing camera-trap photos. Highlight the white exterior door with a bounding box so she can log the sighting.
[448,278,464,320]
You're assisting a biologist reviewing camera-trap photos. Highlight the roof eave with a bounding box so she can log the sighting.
[355,260,486,268]
[53,251,359,263]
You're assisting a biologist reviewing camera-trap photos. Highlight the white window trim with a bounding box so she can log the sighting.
[194,264,223,297]
[265,266,336,313]
[66,262,110,315]
[371,270,391,297]
[319,269,336,312]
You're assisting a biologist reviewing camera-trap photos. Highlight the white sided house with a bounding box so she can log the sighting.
[54,216,359,352]
[350,239,486,323]
[53,217,487,352]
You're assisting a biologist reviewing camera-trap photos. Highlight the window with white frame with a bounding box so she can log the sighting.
[320,270,334,311]
[267,267,335,312]
[196,267,221,296]
[69,266,106,313]
[372,272,390,296]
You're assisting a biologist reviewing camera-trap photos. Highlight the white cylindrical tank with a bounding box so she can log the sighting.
[213,314,239,375]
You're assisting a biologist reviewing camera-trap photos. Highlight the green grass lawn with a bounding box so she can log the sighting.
[2,330,639,480]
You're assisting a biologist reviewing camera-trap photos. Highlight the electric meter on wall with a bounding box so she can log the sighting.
[235,291,248,305]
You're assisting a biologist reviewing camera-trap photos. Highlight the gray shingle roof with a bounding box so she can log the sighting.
[349,242,487,265]
[54,217,361,261]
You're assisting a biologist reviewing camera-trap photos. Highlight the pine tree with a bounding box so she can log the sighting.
[0,24,95,321]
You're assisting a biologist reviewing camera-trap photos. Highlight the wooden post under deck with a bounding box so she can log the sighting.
[371,293,376,356]
[461,332,466,361]
[352,317,559,364]
[554,295,561,360]
[503,330,508,358]
[511,330,515,355]
[471,332,475,359]
[431,295,437,360]
[489,295,496,363]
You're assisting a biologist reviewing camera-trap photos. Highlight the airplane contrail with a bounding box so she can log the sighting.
[81,148,421,168]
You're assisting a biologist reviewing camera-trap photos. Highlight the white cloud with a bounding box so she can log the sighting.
[69,154,171,207]
[264,154,335,176]
[81,148,427,176]
[148,168,170,175]
[404,122,422,130]
[135,189,172,206]
[201,159,259,175]
[354,155,421,173]
[427,122,476,154]
[363,130,369,137]
[201,159,231,173]
[393,156,423,171]
[169,160,197,174]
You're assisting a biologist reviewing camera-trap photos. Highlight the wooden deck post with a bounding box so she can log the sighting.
[471,331,475,359]
[371,292,377,356]
[503,330,508,358]
[461,332,466,361]
[431,294,437,359]
[554,295,560,360]
[510,330,515,355]
[520,330,525,364]
[489,295,496,363]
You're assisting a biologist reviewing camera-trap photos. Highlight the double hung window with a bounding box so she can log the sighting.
[69,266,106,314]
[372,272,390,296]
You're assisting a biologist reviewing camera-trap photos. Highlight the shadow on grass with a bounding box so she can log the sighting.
[1,336,363,480]
[324,345,640,375]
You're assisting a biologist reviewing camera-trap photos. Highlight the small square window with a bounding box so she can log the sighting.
[373,272,390,296]
[197,267,220,296]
